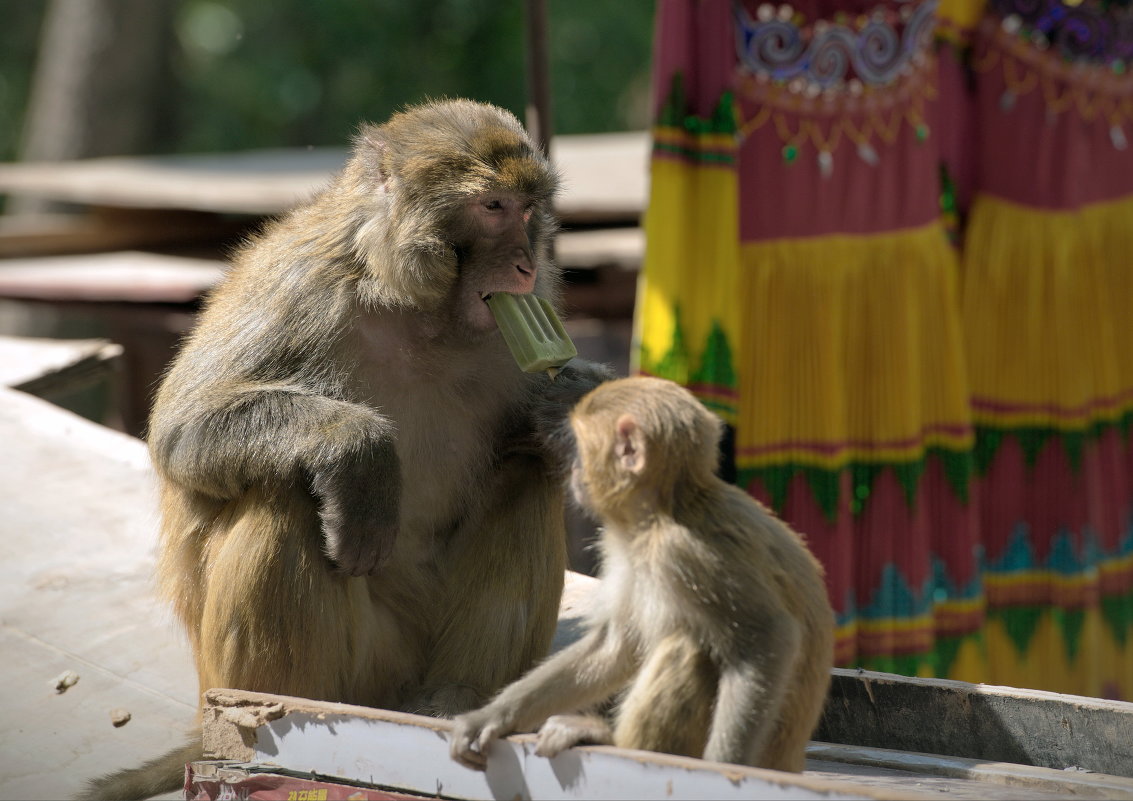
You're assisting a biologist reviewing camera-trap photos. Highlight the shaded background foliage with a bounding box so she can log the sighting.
[0,0,654,161]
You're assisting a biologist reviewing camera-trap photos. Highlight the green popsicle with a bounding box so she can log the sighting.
[485,291,578,377]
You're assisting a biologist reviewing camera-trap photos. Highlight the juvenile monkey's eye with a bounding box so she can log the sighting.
[483,199,504,211]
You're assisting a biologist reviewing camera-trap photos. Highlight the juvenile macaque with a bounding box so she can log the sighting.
[88,99,609,800]
[450,377,834,773]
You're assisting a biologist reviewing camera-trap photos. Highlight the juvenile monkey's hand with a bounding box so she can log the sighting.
[312,436,401,576]
[449,706,515,771]
[535,713,613,758]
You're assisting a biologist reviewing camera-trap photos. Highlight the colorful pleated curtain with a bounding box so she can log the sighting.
[635,0,1133,699]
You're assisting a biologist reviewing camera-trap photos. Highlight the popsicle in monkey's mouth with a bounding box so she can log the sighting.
[482,291,577,378]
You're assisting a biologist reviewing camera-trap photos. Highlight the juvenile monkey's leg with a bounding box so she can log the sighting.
[613,633,716,759]
[756,633,833,773]
[703,625,801,769]
[417,452,567,715]
[195,486,419,708]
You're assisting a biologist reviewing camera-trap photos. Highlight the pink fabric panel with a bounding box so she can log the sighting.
[737,106,942,240]
[975,35,1133,209]
[651,0,736,119]
[853,467,933,605]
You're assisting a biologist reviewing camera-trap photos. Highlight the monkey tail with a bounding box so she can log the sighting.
[82,732,201,801]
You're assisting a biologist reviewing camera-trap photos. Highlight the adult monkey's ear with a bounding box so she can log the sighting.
[614,414,646,474]
[356,122,391,188]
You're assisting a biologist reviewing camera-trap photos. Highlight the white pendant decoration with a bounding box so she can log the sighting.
[1111,125,1128,151]
[818,149,834,178]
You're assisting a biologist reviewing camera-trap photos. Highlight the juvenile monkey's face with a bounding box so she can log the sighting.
[453,191,539,333]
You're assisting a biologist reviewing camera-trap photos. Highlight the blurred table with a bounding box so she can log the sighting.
[0,132,649,226]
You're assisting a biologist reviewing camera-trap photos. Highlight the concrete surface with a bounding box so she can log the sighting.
[0,385,196,801]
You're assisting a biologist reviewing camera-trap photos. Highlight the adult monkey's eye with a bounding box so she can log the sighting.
[484,198,504,211]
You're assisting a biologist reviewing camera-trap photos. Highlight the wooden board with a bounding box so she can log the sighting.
[200,690,917,801]
[199,688,1133,800]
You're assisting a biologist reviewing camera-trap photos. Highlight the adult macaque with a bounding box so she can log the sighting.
[450,377,834,773]
[89,99,610,800]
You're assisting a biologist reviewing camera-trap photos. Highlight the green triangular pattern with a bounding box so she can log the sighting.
[754,464,798,514]
[648,304,690,384]
[938,448,973,504]
[689,319,739,421]
[894,460,927,508]
[654,73,737,163]
[714,91,737,134]
[1101,593,1133,648]
[991,605,1043,657]
[677,88,737,136]
[1018,428,1053,467]
[743,447,973,522]
[1062,430,1085,473]
[974,427,1003,474]
[691,319,737,391]
[1054,607,1086,664]
[931,634,965,679]
[803,466,842,523]
[974,410,1133,477]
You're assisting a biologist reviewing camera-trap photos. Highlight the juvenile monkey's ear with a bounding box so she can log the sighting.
[614,414,646,474]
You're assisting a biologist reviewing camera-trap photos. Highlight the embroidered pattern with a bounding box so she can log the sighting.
[990,0,1133,68]
[733,0,937,89]
[974,16,1133,149]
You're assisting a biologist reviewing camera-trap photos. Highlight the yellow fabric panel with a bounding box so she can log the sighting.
[963,193,1133,429]
[636,153,741,422]
[947,635,988,684]
[983,608,1128,698]
[736,222,973,469]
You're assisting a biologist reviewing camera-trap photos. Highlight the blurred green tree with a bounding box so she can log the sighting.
[0,3,49,161]
[0,0,653,160]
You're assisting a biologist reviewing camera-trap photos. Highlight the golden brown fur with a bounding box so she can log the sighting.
[450,376,834,772]
[87,99,609,800]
